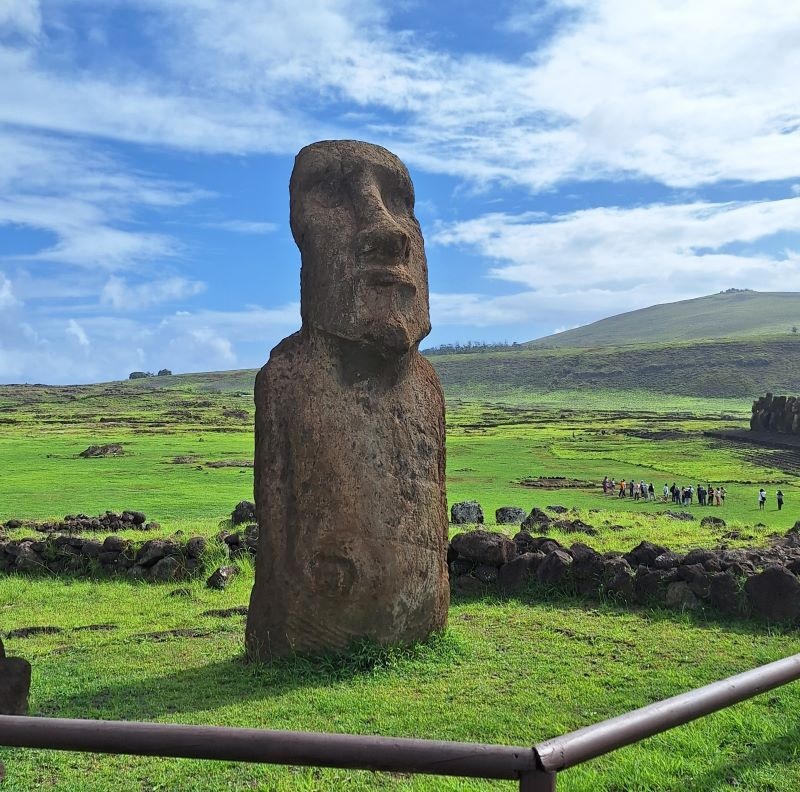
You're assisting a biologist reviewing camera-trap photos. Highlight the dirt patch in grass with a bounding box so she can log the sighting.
[620,428,688,441]
[132,629,212,641]
[73,624,117,632]
[205,459,253,468]
[202,606,248,618]
[518,476,594,489]
[4,625,63,638]
[78,443,125,458]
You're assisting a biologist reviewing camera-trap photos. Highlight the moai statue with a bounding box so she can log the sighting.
[246,140,449,661]
[0,638,31,715]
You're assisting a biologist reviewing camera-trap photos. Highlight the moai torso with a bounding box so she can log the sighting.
[246,141,449,660]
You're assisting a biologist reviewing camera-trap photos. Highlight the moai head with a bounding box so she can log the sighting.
[290,140,431,355]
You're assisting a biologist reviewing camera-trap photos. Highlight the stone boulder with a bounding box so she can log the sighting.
[537,549,573,585]
[498,553,543,594]
[451,530,516,567]
[665,581,699,610]
[207,565,239,590]
[495,506,527,525]
[745,565,800,622]
[0,639,31,715]
[450,501,484,524]
[709,572,743,615]
[521,508,551,531]
[626,541,670,568]
[700,516,726,528]
[231,501,256,526]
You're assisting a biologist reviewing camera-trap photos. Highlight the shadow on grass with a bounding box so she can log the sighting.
[33,630,466,721]
[451,583,800,638]
[686,719,800,789]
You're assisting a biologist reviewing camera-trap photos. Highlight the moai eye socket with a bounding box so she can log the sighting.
[310,177,346,209]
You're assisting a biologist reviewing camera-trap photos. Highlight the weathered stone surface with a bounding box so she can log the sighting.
[453,575,488,596]
[451,530,516,567]
[700,516,726,528]
[666,581,699,610]
[449,557,474,577]
[473,564,499,584]
[709,572,743,615]
[246,141,449,661]
[451,501,484,524]
[231,501,256,526]
[151,556,183,582]
[0,657,31,715]
[186,536,207,559]
[521,508,551,531]
[626,541,670,568]
[537,549,573,585]
[495,506,527,525]
[207,565,239,590]
[498,553,543,593]
[634,567,671,604]
[745,565,800,622]
[0,639,31,715]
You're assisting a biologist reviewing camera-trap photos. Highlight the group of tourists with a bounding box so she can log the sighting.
[758,488,785,510]
[601,477,789,511]
[600,477,726,506]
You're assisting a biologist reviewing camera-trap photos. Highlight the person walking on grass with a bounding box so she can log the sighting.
[619,479,626,498]
[777,489,784,511]
[663,483,669,501]
[649,482,655,501]
[720,486,726,506]
[758,488,766,510]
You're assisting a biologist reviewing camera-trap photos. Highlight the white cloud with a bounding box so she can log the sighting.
[100,276,206,310]
[0,273,20,308]
[1,0,797,189]
[433,197,800,328]
[0,0,41,39]
[207,220,279,234]
[0,301,301,383]
[65,318,89,347]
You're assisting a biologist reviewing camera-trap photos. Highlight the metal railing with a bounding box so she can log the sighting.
[2,654,800,790]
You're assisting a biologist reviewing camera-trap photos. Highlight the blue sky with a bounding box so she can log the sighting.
[1,0,799,384]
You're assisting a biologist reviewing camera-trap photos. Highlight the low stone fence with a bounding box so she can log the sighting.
[3,511,159,534]
[449,526,800,624]
[0,526,258,583]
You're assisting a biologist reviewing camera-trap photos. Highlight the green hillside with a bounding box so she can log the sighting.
[528,290,800,348]
[428,335,800,399]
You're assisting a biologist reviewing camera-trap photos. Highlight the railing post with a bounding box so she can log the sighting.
[519,770,556,791]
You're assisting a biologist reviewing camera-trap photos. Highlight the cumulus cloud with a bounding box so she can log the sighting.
[206,220,279,234]
[101,276,206,310]
[433,197,800,329]
[0,273,19,308]
[2,1,798,188]
[0,0,41,39]
[65,318,89,347]
[0,302,301,384]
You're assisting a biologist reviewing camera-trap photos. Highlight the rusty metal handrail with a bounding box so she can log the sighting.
[0,717,537,781]
[2,653,800,790]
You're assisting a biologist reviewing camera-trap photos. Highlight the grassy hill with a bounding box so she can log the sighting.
[5,291,800,401]
[428,335,800,399]
[528,290,800,348]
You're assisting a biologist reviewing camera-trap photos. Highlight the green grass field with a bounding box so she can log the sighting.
[2,375,800,790]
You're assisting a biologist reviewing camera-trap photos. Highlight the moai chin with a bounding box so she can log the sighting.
[246,140,449,661]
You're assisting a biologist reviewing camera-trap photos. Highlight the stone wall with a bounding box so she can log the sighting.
[449,526,800,624]
[0,526,257,583]
[751,393,800,434]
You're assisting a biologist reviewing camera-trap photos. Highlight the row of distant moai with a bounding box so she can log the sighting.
[750,393,800,434]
